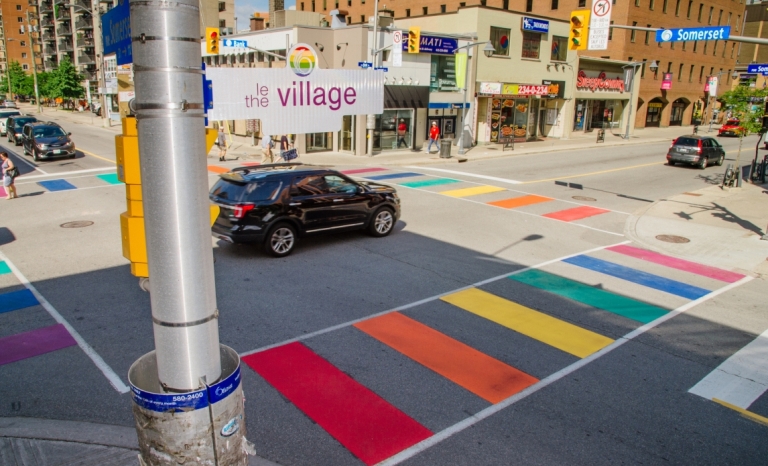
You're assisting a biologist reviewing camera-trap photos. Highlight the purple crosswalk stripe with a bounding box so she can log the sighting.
[0,324,77,366]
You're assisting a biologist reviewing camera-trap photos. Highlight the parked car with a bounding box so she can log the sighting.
[6,115,38,145]
[667,135,725,169]
[21,122,76,161]
[3,101,18,108]
[0,109,22,136]
[209,163,401,257]
[718,119,747,137]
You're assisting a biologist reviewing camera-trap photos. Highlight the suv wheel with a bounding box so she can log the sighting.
[368,207,395,237]
[32,149,41,162]
[264,222,297,257]
[697,155,707,169]
[715,154,724,166]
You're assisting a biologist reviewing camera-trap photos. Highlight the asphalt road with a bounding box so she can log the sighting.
[0,121,766,465]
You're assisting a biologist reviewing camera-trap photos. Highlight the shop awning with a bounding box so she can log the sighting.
[384,85,429,109]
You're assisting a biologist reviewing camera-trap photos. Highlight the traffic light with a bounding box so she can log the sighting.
[408,26,421,54]
[206,27,219,54]
[116,117,148,278]
[568,10,590,50]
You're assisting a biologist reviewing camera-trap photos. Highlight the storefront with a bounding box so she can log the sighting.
[571,61,633,134]
[477,82,552,143]
[645,99,664,127]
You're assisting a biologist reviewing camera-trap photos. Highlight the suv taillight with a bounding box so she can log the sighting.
[696,140,703,153]
[233,204,254,219]
[670,138,677,149]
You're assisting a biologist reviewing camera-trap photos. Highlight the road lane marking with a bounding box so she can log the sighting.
[399,178,460,188]
[712,399,768,427]
[0,324,77,366]
[3,147,48,174]
[0,251,130,393]
[207,165,229,174]
[367,172,424,181]
[607,245,746,283]
[543,206,610,221]
[689,327,768,409]
[404,166,522,184]
[0,261,10,275]
[380,275,754,465]
[355,312,538,403]
[441,288,614,358]
[341,167,387,175]
[439,185,506,197]
[243,342,432,466]
[520,161,665,184]
[78,148,115,164]
[488,194,553,209]
[15,167,115,181]
[0,289,39,314]
[38,179,77,192]
[96,173,123,185]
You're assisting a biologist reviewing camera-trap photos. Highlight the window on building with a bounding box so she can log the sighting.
[689,64,694,82]
[16,4,22,10]
[641,59,647,77]
[18,17,24,23]
[726,69,731,84]
[631,21,637,42]
[526,0,532,11]
[682,41,686,50]
[645,25,651,45]
[609,21,614,40]
[713,40,718,56]
[490,26,511,56]
[551,0,558,9]
[335,0,339,8]
[707,6,713,24]
[406,8,410,16]
[717,9,722,25]
[731,43,735,58]
[650,0,655,10]
[459,2,465,5]
[722,41,727,57]
[736,15,740,32]
[675,0,681,16]
[361,14,365,22]
[503,0,509,9]
[430,55,457,91]
[635,0,640,6]
[312,0,315,11]
[22,64,29,71]
[323,0,326,10]
[697,4,703,22]
[687,1,692,19]
[667,62,672,73]
[300,2,304,9]
[20,41,26,47]
[703,41,707,54]
[480,0,486,5]
[440,4,446,12]
[671,40,674,50]
[699,66,704,83]
[551,36,567,61]
[662,0,667,13]
[219,19,226,27]
[218,2,225,11]
[693,40,697,52]
[423,6,428,14]
[348,0,351,6]
[678,63,683,81]
[521,31,541,59]
[22,53,27,59]
[579,0,586,7]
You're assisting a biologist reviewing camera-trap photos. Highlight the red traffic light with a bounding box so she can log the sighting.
[210,31,218,38]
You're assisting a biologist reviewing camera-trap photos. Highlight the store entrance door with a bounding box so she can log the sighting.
[339,115,355,152]
[646,99,663,127]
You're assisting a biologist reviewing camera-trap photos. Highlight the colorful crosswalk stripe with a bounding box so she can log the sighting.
[0,187,6,197]
[441,288,614,358]
[689,328,768,409]
[563,255,711,300]
[243,342,432,465]
[342,167,387,175]
[241,162,261,167]
[607,245,746,283]
[37,179,77,192]
[207,165,229,174]
[543,206,609,221]
[96,173,122,185]
[354,312,538,403]
[439,185,506,198]
[0,261,10,275]
[399,178,460,188]
[366,172,423,181]
[509,269,669,324]
[487,194,553,209]
[0,289,40,314]
[0,324,77,366]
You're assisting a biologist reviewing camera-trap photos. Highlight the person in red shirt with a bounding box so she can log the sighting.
[427,121,441,153]
[397,119,408,148]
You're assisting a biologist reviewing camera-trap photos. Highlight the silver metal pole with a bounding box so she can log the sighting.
[457,48,470,155]
[130,0,220,391]
[367,0,379,156]
[26,11,42,114]
[92,0,109,127]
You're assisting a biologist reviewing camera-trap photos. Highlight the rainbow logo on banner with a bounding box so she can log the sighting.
[288,44,317,77]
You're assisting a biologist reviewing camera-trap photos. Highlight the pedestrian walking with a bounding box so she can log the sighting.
[426,121,441,154]
[397,119,408,148]
[1,152,18,200]
[277,134,290,161]
[217,125,227,161]
[261,134,274,164]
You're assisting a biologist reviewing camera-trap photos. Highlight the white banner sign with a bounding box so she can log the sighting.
[206,44,384,134]
[588,0,612,50]
[392,30,403,67]
[708,76,718,97]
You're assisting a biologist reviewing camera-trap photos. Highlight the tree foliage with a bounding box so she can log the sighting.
[719,86,768,135]
[47,57,84,100]
[0,61,33,96]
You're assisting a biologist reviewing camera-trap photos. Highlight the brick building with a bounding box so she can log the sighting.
[734,0,768,89]
[305,0,747,128]
[0,0,43,96]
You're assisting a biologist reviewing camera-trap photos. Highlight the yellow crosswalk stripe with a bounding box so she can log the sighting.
[441,288,614,358]
[439,185,506,197]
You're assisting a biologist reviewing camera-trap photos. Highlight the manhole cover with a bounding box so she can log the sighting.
[60,221,94,229]
[655,234,690,243]
[573,196,597,202]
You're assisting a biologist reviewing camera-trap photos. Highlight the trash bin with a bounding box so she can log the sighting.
[439,139,453,158]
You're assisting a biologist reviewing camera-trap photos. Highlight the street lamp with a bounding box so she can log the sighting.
[63,2,108,127]
[454,41,494,156]
[621,60,654,140]
[706,69,731,132]
[245,45,286,61]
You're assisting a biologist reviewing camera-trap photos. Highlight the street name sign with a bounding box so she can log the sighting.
[222,39,247,48]
[374,67,389,72]
[747,64,768,75]
[102,0,132,65]
[655,26,730,43]
[358,61,373,69]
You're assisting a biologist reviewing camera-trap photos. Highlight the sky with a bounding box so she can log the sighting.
[235,0,297,32]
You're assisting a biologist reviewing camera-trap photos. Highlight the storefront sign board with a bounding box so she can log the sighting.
[542,80,565,99]
[522,17,549,34]
[479,82,502,95]
[401,35,458,55]
[576,71,625,92]
[588,0,612,51]
[207,44,384,134]
[661,73,673,90]
[501,84,549,96]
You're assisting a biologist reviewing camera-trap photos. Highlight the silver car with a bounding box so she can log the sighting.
[0,109,22,136]
[666,135,725,169]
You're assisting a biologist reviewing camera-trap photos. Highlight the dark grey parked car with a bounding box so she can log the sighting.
[666,135,725,169]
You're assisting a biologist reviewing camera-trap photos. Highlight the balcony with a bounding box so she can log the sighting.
[59,51,74,62]
[57,26,72,36]
[76,37,94,48]
[44,59,57,69]
[58,41,73,52]
[42,32,56,41]
[40,2,53,13]
[77,53,95,64]
[40,18,54,28]
[56,12,71,22]
[81,70,97,81]
[75,18,92,30]
[44,46,56,55]
[73,0,90,10]
[54,0,68,5]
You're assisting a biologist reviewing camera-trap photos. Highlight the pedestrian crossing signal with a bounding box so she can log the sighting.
[568,10,589,51]
[206,27,219,54]
[408,27,421,54]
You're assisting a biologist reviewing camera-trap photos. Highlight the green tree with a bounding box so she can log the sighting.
[36,71,54,99]
[48,57,84,101]
[0,61,33,97]
[719,86,768,180]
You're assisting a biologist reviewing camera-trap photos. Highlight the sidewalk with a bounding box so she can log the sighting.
[17,103,706,167]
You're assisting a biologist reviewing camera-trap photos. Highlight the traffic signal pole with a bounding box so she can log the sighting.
[126,0,250,463]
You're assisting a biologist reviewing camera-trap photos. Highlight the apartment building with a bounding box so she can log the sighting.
[1,0,43,92]
[313,0,746,128]
[734,0,768,88]
[217,0,236,35]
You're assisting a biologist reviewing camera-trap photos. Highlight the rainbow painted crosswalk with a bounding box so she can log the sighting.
[240,242,748,465]
[11,171,123,195]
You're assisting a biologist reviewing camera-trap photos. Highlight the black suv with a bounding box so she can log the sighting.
[22,122,76,161]
[6,115,38,145]
[209,163,401,257]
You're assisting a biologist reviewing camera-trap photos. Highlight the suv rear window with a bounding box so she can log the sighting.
[674,137,699,147]
[12,118,36,128]
[211,179,282,202]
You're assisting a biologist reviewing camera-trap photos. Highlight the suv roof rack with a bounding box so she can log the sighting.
[231,162,305,173]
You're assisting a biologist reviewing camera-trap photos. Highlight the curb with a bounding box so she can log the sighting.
[0,417,139,450]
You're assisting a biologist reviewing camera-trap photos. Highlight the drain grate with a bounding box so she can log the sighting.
[60,221,94,229]
[655,234,690,243]
[572,196,597,202]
